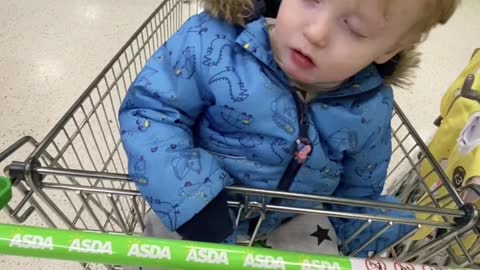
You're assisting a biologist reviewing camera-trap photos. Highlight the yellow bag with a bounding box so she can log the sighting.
[413,49,480,257]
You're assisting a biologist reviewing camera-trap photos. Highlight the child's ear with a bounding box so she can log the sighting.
[375,33,420,64]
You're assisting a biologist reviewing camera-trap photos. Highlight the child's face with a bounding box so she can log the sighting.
[270,0,424,85]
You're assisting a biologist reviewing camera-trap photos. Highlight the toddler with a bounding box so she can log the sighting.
[120,0,460,257]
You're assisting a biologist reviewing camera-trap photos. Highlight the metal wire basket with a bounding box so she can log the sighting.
[1,0,479,269]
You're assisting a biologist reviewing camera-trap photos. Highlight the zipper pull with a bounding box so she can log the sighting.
[294,138,312,163]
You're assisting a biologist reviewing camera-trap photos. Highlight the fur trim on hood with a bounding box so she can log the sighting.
[202,0,255,26]
[383,50,421,88]
[202,0,419,88]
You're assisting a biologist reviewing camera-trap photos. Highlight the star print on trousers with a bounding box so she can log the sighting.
[310,224,332,246]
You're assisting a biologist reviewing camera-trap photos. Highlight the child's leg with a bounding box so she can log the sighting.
[142,210,182,240]
[264,214,339,256]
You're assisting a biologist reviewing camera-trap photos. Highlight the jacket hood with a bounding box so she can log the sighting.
[202,0,419,88]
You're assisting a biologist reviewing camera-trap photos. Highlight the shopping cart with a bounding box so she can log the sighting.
[1,0,479,269]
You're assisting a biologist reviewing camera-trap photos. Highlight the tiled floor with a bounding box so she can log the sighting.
[1,0,479,269]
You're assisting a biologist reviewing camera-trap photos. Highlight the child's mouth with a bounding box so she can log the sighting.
[290,49,315,70]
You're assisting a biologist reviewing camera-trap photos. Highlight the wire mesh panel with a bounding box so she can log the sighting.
[8,0,196,234]
[1,0,479,269]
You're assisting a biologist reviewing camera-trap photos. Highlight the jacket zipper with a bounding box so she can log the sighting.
[271,90,312,200]
[247,91,312,237]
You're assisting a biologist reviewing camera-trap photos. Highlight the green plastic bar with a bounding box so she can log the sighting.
[0,224,469,270]
[0,177,12,210]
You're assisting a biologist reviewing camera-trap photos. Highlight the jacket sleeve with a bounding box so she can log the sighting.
[330,93,415,257]
[119,17,234,242]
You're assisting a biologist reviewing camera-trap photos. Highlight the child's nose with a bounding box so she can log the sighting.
[304,16,330,48]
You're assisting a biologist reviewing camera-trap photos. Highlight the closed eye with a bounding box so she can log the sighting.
[344,19,368,39]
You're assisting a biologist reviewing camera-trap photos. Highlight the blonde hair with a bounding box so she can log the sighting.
[414,0,461,42]
[385,0,461,87]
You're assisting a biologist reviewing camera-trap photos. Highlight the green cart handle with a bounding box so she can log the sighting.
[0,224,468,270]
[0,176,12,210]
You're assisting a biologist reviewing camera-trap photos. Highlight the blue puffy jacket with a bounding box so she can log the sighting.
[119,13,413,257]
